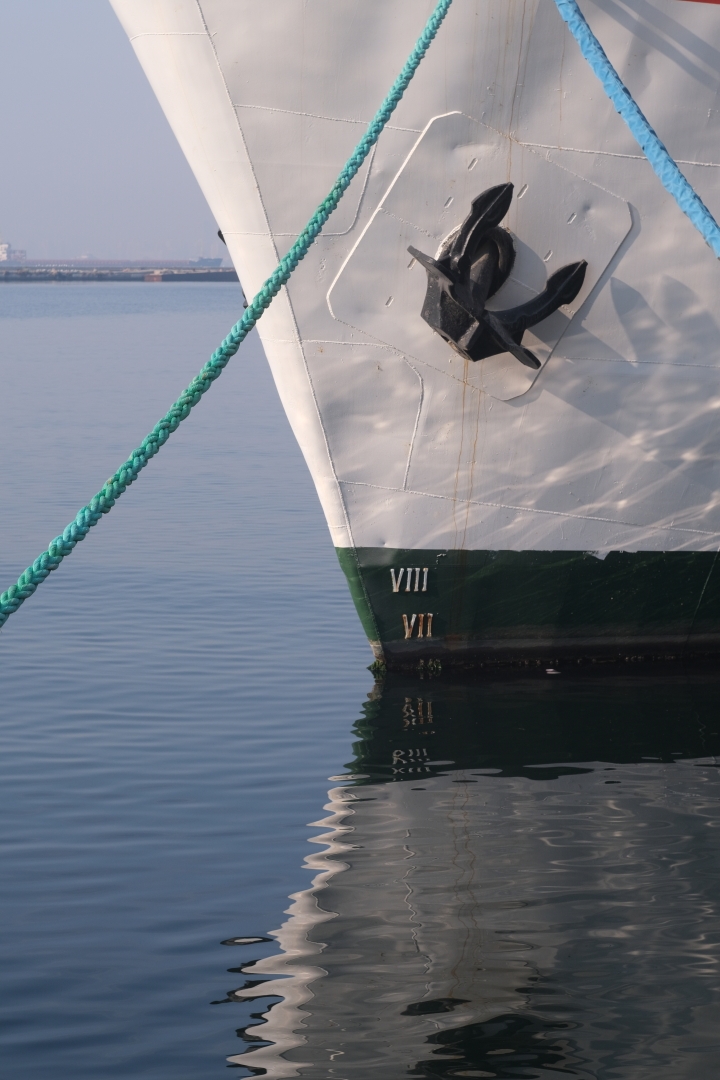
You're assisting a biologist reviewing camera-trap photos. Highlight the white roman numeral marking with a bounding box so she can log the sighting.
[402,614,433,638]
[391,567,429,592]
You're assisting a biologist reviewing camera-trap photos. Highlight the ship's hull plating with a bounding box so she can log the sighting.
[338,548,720,665]
[111,0,720,664]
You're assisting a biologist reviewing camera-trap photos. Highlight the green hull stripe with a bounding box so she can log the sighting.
[335,547,382,643]
[336,548,720,661]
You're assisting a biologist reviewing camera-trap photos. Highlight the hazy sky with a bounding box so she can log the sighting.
[0,1,224,260]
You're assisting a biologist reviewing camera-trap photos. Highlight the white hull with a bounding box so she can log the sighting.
[110,0,720,660]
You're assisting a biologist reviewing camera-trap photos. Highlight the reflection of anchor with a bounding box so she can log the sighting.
[408,183,587,369]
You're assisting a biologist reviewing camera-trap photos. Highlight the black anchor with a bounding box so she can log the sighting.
[408,183,587,370]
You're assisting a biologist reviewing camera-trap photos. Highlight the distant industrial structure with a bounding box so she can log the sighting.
[0,240,27,262]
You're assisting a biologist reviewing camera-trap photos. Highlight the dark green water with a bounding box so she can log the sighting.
[2,286,720,1078]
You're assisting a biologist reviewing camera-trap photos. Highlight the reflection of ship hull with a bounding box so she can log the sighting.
[111,1,720,664]
[223,673,720,1077]
[230,774,569,1077]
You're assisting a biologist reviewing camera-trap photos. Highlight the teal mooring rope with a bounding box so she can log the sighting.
[0,0,453,628]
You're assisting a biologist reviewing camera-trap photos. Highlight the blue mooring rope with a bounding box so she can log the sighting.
[0,0,453,628]
[553,0,720,258]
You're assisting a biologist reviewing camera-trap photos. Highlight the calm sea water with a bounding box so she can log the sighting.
[2,285,720,1079]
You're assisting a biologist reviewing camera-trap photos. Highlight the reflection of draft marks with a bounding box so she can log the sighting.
[391,567,428,592]
[392,745,431,775]
[402,697,434,728]
[403,613,433,638]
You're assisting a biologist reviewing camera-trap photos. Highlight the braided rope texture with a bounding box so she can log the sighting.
[0,0,453,628]
[554,0,720,258]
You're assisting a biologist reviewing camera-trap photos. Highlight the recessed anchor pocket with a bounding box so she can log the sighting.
[408,183,587,369]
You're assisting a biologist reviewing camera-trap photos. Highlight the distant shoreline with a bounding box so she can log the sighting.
[0,266,239,283]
